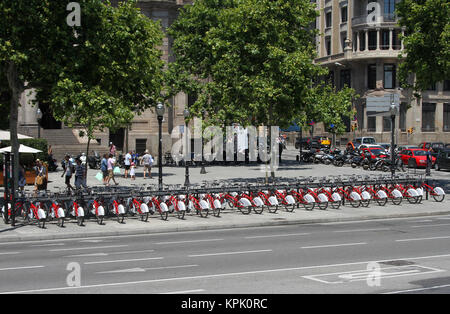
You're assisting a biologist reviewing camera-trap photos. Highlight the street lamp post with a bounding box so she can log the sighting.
[200,110,207,174]
[298,125,302,163]
[156,102,165,191]
[36,108,42,139]
[390,101,398,177]
[183,109,190,187]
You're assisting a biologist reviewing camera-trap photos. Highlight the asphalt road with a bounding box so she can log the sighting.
[1,214,450,294]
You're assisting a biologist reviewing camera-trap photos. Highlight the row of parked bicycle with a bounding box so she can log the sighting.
[300,148,405,172]
[1,174,445,229]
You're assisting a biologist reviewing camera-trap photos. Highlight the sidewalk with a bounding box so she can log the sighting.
[1,198,449,243]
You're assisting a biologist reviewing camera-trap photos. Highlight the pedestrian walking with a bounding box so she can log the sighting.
[106,153,118,186]
[100,153,108,185]
[74,158,88,190]
[141,150,153,179]
[18,165,26,192]
[109,142,117,157]
[61,155,74,192]
[124,150,132,178]
[130,162,136,180]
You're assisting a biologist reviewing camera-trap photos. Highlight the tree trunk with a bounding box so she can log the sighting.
[86,137,91,176]
[6,62,24,198]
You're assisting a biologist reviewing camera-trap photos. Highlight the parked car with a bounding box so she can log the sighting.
[418,142,445,156]
[397,145,419,152]
[445,144,450,149]
[360,147,388,160]
[313,136,331,147]
[399,148,436,168]
[295,137,321,150]
[435,149,450,171]
[347,137,377,150]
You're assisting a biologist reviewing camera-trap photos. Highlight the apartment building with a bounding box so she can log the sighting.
[313,0,450,145]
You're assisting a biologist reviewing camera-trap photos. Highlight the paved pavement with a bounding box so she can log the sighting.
[1,214,450,294]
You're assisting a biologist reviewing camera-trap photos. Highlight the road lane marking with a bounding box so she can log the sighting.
[301,242,367,249]
[302,265,444,284]
[0,265,45,272]
[31,243,65,247]
[384,284,450,294]
[65,250,156,258]
[189,249,273,258]
[396,236,450,242]
[3,253,450,294]
[410,223,450,228]
[244,233,310,239]
[97,264,199,274]
[155,239,224,245]
[50,245,128,252]
[333,228,391,233]
[84,257,164,265]
[161,289,205,294]
[0,252,21,256]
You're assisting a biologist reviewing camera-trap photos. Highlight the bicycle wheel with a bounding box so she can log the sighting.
[268,205,278,213]
[302,202,315,211]
[361,199,371,207]
[160,211,169,220]
[141,212,149,222]
[117,214,125,224]
[330,200,341,210]
[349,198,361,208]
[285,204,295,212]
[57,217,65,228]
[77,216,84,226]
[38,219,46,229]
[177,210,185,220]
[239,207,251,215]
[432,191,445,202]
[375,197,388,206]
[317,201,328,210]
[199,208,209,218]
[391,196,402,205]
[253,206,264,214]
[213,207,221,217]
[97,215,104,225]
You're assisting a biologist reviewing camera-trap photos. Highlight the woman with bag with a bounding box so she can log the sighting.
[34,159,47,194]
[106,153,119,186]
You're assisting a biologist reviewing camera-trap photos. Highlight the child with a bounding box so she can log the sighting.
[130,162,136,180]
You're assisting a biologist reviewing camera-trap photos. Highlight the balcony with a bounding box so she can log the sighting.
[352,13,397,28]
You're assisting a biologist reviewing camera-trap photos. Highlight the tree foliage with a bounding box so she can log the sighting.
[397,0,450,91]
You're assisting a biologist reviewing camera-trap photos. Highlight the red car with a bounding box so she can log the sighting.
[399,149,436,168]
[361,147,388,160]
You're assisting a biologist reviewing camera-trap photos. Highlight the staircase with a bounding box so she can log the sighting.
[41,129,109,161]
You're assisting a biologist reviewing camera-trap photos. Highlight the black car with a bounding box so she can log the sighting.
[435,149,450,171]
[295,137,320,150]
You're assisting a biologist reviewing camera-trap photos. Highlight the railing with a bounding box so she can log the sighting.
[352,13,397,27]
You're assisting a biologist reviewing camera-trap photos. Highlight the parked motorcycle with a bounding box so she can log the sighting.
[88,151,101,169]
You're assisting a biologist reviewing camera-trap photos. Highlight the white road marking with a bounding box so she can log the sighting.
[188,249,272,258]
[31,243,65,247]
[244,233,310,239]
[84,257,164,265]
[50,245,128,252]
[64,250,155,258]
[97,264,199,274]
[333,228,391,233]
[155,239,224,245]
[301,242,367,249]
[0,252,21,256]
[0,265,45,272]
[65,253,109,258]
[396,236,450,242]
[3,253,450,294]
[161,289,205,294]
[384,284,450,294]
[410,223,450,228]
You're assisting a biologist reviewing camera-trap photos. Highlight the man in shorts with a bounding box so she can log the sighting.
[141,150,153,179]
[124,150,132,178]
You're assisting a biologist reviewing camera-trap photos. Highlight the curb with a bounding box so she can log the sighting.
[1,210,449,243]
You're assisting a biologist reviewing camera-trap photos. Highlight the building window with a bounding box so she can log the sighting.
[384,64,396,89]
[444,103,450,132]
[326,12,332,28]
[135,139,147,154]
[341,33,347,52]
[341,6,348,23]
[393,30,401,50]
[399,102,407,132]
[383,116,392,132]
[368,116,376,132]
[359,32,366,51]
[340,69,351,89]
[422,103,436,132]
[368,64,377,89]
[368,31,377,50]
[384,0,396,15]
[325,37,331,55]
[381,30,390,50]
[444,80,450,91]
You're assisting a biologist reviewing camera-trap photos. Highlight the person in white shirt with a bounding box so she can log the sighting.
[124,150,132,178]
[141,150,153,179]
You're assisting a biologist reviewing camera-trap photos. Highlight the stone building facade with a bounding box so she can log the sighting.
[313,0,450,145]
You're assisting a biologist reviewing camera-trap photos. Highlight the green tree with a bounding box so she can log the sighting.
[0,0,164,189]
[397,0,450,91]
